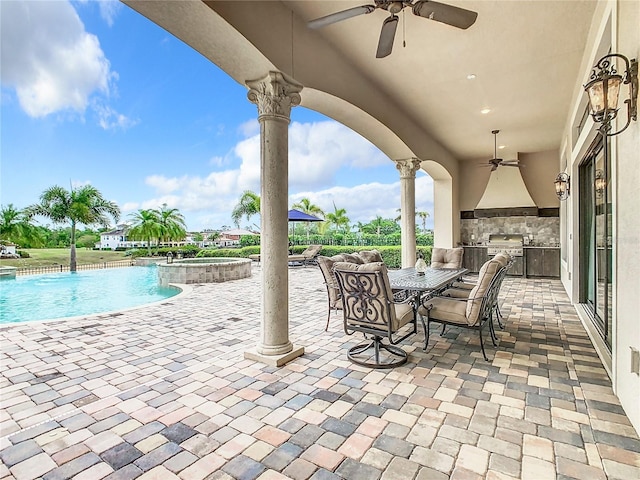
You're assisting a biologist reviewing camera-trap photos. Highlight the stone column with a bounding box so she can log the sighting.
[395,158,422,268]
[244,71,304,366]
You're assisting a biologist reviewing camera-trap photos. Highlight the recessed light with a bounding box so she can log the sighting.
[498,145,506,149]
[481,108,491,114]
[467,74,476,80]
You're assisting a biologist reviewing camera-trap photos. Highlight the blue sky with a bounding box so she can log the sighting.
[1,0,434,232]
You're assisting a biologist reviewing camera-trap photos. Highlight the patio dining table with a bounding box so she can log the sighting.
[388,267,469,301]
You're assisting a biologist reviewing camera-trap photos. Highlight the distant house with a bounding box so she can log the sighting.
[215,228,258,247]
[0,242,19,258]
[96,225,148,250]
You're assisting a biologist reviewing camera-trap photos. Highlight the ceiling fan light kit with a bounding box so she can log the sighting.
[483,130,520,171]
[308,0,478,58]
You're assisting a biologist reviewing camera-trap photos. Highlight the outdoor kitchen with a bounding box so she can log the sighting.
[458,149,561,278]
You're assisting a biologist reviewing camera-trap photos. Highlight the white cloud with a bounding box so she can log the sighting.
[0,1,133,128]
[121,202,140,213]
[94,102,139,130]
[97,0,122,27]
[238,119,259,137]
[131,119,433,230]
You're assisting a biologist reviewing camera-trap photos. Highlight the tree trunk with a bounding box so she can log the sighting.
[70,222,77,272]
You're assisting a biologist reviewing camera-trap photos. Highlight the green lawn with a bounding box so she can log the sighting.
[0,248,128,268]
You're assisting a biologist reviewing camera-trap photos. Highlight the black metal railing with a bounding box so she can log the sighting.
[15,259,135,276]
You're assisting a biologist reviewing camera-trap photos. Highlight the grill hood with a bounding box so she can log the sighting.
[474,166,538,217]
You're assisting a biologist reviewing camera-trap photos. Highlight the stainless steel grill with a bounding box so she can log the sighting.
[487,234,524,257]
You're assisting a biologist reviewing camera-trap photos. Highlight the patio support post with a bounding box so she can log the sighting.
[395,158,422,268]
[244,71,305,367]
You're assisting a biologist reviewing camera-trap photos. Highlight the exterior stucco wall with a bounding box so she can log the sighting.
[613,0,640,435]
[561,0,640,434]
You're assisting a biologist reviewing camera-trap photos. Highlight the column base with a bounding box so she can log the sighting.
[244,345,305,367]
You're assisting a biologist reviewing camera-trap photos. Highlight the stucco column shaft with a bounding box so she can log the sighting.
[395,158,422,268]
[247,72,302,358]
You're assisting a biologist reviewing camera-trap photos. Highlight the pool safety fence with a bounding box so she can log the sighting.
[15,259,135,276]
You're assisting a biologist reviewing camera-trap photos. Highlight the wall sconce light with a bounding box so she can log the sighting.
[594,169,606,198]
[584,53,638,136]
[555,172,570,200]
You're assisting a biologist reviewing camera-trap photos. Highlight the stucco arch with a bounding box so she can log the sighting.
[300,88,415,162]
[301,89,459,246]
[421,160,458,247]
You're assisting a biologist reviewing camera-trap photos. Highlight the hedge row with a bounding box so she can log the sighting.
[196,245,432,269]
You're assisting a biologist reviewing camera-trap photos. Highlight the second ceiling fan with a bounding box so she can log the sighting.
[308,0,478,58]
[483,130,521,171]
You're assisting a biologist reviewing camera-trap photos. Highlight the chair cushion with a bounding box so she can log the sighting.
[451,281,475,290]
[342,253,364,264]
[442,288,470,298]
[317,255,347,305]
[418,296,468,325]
[357,249,383,263]
[465,259,501,323]
[394,302,414,329]
[430,247,464,269]
[492,252,511,267]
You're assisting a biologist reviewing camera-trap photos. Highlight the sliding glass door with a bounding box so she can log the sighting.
[579,136,612,349]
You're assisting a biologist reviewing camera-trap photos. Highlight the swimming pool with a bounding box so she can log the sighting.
[0,266,180,324]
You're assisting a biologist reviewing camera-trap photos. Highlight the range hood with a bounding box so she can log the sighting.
[474,165,538,217]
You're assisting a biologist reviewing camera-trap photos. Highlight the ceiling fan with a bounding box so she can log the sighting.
[307,0,478,58]
[483,130,521,171]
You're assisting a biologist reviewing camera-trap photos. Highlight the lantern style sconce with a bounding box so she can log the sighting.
[594,169,606,198]
[584,53,638,136]
[555,172,570,201]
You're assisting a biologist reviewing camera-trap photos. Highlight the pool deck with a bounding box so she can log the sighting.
[1,265,639,480]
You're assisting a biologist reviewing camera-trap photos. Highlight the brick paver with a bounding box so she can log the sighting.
[2,266,639,479]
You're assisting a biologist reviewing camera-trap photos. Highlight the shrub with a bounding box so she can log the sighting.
[17,250,30,258]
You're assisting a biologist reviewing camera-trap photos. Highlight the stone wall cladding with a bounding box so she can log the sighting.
[157,258,252,286]
[461,216,560,246]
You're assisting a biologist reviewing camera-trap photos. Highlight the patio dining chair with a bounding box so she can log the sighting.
[334,261,418,369]
[418,257,502,361]
[448,252,512,329]
[316,254,346,331]
[430,247,464,269]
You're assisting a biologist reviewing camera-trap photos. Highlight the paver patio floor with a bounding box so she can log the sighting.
[1,265,639,480]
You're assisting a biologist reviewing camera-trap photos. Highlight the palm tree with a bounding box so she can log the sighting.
[416,210,430,233]
[325,203,350,234]
[29,185,120,271]
[0,204,41,246]
[291,197,325,242]
[231,190,260,227]
[395,208,430,233]
[156,203,187,245]
[128,209,161,255]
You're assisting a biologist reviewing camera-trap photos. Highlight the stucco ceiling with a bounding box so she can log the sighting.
[124,0,598,165]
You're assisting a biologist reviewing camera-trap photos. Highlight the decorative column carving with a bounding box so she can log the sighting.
[244,72,304,366]
[247,71,302,121]
[395,158,422,268]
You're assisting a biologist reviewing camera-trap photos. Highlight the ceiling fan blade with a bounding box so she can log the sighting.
[376,15,399,58]
[412,0,478,29]
[308,5,376,29]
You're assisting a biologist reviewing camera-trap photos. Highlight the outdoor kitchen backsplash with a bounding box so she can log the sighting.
[460,216,560,246]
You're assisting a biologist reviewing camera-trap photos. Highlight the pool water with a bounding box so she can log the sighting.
[0,266,179,324]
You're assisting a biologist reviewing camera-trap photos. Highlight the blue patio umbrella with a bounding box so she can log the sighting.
[288,209,323,245]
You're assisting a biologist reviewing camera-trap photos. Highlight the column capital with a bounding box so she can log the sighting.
[247,71,303,121]
[394,158,422,179]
